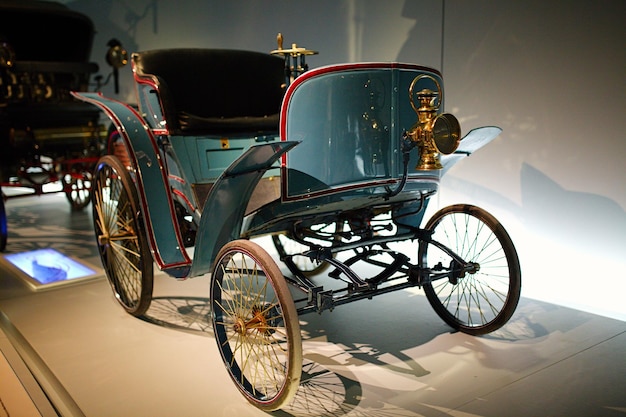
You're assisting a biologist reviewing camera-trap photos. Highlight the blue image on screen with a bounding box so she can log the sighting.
[4,248,97,284]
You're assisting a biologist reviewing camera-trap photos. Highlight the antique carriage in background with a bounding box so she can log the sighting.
[73,35,522,411]
[0,0,126,251]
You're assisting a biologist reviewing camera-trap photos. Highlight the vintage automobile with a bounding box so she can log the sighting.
[73,37,521,411]
[0,0,127,251]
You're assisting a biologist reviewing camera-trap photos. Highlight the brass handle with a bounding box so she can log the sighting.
[408,74,441,114]
[277,33,283,50]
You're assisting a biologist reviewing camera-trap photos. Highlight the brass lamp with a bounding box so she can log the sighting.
[406,74,461,170]
[105,38,128,94]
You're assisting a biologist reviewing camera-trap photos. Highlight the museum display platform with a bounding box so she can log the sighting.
[1,192,624,417]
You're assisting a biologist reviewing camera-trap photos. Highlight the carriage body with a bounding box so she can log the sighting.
[246,63,446,236]
[74,46,520,411]
[80,55,454,277]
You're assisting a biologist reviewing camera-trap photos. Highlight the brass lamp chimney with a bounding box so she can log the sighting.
[406,74,461,170]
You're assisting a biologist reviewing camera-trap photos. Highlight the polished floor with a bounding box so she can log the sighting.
[0,192,624,417]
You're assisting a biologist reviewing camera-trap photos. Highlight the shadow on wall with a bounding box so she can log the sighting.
[67,0,149,100]
[520,163,626,260]
[396,0,442,69]
[444,162,626,262]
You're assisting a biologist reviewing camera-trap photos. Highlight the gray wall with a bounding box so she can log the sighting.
[64,0,626,320]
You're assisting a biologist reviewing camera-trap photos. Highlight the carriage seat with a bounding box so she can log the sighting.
[132,48,286,136]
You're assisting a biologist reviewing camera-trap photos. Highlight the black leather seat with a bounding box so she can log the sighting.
[132,48,285,136]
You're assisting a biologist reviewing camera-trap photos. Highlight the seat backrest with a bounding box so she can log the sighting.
[132,48,285,135]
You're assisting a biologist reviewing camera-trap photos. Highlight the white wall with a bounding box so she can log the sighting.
[439,1,626,321]
[65,0,626,320]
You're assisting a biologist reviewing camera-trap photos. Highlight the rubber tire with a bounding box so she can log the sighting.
[211,239,302,411]
[419,204,521,335]
[92,155,153,316]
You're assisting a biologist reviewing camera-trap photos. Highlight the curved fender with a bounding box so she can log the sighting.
[189,141,299,277]
[72,92,192,277]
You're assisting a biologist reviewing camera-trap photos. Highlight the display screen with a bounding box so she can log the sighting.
[3,248,99,288]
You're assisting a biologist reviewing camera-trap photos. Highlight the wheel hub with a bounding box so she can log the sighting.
[234,317,247,335]
[98,233,110,246]
[466,261,480,274]
[232,306,271,336]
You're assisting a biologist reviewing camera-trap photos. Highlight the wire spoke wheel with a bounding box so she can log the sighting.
[419,204,521,335]
[92,155,153,316]
[211,239,302,411]
[62,166,92,210]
